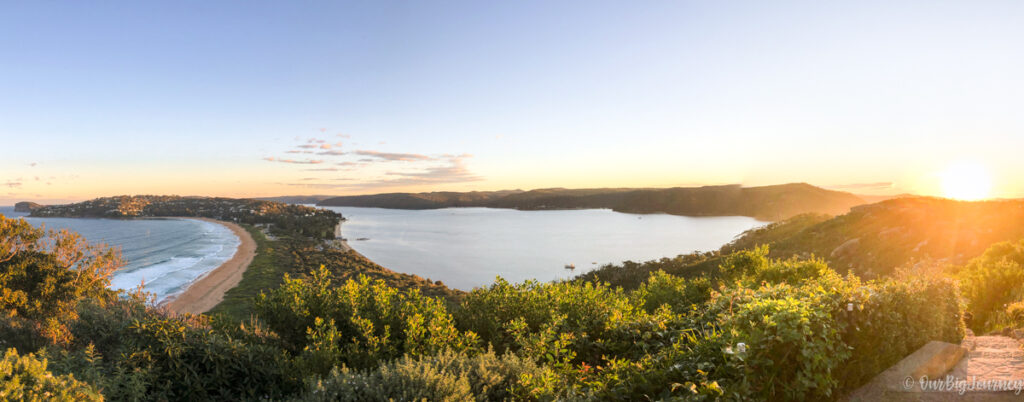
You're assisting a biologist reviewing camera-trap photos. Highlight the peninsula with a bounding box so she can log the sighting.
[30,195,343,240]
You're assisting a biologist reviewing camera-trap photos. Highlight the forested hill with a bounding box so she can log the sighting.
[26,195,343,240]
[721,196,1024,277]
[317,183,866,220]
[317,190,524,210]
[256,195,334,204]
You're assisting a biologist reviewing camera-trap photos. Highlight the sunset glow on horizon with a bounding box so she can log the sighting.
[3,1,1024,204]
[939,162,993,201]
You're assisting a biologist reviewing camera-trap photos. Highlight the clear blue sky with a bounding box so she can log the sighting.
[2,1,1023,203]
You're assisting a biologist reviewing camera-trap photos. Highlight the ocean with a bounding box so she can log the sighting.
[324,207,768,290]
[0,207,239,302]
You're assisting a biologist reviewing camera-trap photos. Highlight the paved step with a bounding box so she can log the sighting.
[845,334,1024,401]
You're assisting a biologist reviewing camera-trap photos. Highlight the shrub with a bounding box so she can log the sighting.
[957,240,1024,331]
[0,215,120,349]
[256,266,476,372]
[721,291,850,400]
[835,275,964,390]
[709,253,965,399]
[0,348,101,401]
[299,349,542,402]
[52,296,300,400]
[717,245,771,280]
[116,314,300,400]
[548,326,734,401]
[632,270,712,314]
[455,277,647,364]
[42,344,150,401]
[1007,301,1024,328]
[574,251,722,290]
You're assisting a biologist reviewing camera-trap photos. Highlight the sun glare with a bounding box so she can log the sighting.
[939,162,992,201]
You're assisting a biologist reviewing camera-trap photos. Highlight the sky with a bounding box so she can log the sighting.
[2,1,1023,204]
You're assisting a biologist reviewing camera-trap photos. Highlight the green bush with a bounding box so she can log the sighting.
[548,326,734,401]
[256,266,476,372]
[705,247,965,400]
[957,240,1024,331]
[0,348,101,401]
[117,314,299,400]
[632,271,712,314]
[1006,301,1024,328]
[455,277,649,365]
[299,349,542,402]
[723,293,849,400]
[51,296,300,400]
[0,215,119,349]
[574,251,722,290]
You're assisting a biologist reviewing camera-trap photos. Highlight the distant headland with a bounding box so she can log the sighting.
[26,195,343,240]
[302,183,866,221]
[13,201,42,213]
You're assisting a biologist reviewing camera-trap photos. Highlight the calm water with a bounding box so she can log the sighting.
[325,207,768,290]
[0,207,239,302]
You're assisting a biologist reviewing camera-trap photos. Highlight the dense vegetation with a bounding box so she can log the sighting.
[318,183,865,220]
[712,196,1024,278]
[954,239,1024,333]
[210,226,460,321]
[1,207,985,401]
[29,195,342,240]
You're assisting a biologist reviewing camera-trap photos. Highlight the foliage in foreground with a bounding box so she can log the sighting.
[957,239,1024,332]
[255,266,476,374]
[0,348,101,401]
[0,212,976,401]
[300,349,542,402]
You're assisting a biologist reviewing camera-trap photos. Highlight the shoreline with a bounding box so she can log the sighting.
[161,218,257,315]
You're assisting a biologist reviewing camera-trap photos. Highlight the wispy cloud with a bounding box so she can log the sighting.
[263,157,324,164]
[354,150,433,162]
[317,150,347,156]
[269,131,481,192]
[4,180,22,188]
[383,154,480,183]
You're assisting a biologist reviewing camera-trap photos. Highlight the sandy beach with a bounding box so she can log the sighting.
[162,218,256,315]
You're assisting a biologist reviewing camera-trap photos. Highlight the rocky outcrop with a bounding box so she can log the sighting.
[13,201,42,213]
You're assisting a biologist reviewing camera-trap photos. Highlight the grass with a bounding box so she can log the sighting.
[207,225,290,321]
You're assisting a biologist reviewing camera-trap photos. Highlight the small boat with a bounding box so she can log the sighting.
[564,264,575,270]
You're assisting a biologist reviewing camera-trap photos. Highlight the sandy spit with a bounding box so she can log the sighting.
[161,218,256,315]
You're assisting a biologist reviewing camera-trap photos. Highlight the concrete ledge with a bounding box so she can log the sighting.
[844,341,967,401]
[903,341,968,390]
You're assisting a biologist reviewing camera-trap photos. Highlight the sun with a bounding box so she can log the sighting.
[939,162,992,201]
